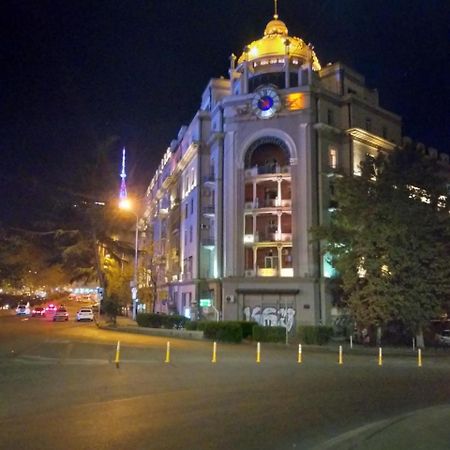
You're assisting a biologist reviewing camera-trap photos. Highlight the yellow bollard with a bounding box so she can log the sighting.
[114,340,120,368]
[212,341,217,363]
[338,345,343,365]
[165,341,171,363]
[418,348,422,367]
[256,342,261,363]
[297,344,302,364]
[378,347,383,366]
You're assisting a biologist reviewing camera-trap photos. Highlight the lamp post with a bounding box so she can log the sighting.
[119,199,139,321]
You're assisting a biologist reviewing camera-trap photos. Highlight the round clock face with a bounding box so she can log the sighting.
[252,87,281,119]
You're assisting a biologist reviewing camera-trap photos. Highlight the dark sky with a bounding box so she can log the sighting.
[1,0,449,226]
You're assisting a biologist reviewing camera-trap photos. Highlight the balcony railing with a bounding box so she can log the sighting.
[203,175,216,184]
[245,198,292,209]
[201,237,215,248]
[244,165,291,177]
[269,232,292,242]
[257,268,278,277]
[203,206,215,216]
[280,268,294,277]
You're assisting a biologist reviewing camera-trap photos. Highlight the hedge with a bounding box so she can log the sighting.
[202,321,243,343]
[136,313,189,329]
[239,321,257,339]
[297,325,333,345]
[252,325,286,343]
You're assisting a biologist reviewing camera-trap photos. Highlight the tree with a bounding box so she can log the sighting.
[315,142,450,346]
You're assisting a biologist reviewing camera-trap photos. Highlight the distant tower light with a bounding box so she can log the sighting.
[119,147,128,201]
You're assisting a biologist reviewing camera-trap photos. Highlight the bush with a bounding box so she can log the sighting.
[239,321,257,339]
[203,321,243,343]
[252,325,286,343]
[185,321,198,331]
[136,313,189,329]
[297,325,333,345]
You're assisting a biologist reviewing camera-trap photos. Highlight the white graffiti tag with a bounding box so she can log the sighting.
[243,306,296,332]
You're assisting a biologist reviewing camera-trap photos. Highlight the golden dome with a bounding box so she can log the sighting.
[238,17,321,71]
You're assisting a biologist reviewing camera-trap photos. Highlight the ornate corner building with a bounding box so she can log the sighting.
[143,13,401,329]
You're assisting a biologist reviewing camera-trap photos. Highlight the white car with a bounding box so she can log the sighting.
[76,308,94,322]
[436,330,450,346]
[16,304,30,316]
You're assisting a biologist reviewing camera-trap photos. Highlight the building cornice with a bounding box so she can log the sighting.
[347,128,397,151]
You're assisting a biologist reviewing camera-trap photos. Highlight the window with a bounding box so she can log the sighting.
[189,226,193,243]
[365,118,372,132]
[382,126,388,139]
[327,109,334,126]
[190,198,194,214]
[328,147,337,169]
[184,230,187,246]
[185,203,188,219]
[264,256,279,269]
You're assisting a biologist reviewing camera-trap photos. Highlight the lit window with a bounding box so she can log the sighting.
[328,147,337,169]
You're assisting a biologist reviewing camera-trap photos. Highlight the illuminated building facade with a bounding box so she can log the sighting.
[143,12,402,328]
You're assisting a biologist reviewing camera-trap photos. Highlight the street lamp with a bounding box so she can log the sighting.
[119,199,139,321]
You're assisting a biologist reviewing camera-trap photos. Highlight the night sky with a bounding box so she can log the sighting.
[1,0,449,227]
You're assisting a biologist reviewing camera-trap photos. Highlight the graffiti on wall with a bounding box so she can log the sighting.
[243,306,296,332]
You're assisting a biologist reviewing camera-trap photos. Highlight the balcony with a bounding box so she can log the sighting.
[201,237,215,249]
[181,272,192,281]
[203,205,215,217]
[244,234,255,244]
[280,268,294,277]
[203,175,216,187]
[269,232,292,242]
[244,165,291,177]
[257,268,278,277]
[245,198,292,210]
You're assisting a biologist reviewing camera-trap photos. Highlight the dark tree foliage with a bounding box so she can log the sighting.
[314,142,450,335]
[4,137,137,297]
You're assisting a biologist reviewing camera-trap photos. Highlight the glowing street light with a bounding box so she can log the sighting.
[119,199,139,321]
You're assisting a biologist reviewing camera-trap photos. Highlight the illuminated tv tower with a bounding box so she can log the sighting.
[119,147,128,201]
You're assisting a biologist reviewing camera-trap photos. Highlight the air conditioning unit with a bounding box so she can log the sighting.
[225,295,235,303]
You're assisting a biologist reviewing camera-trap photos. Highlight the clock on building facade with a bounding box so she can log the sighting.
[252,86,281,119]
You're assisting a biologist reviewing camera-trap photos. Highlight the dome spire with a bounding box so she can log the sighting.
[273,0,279,19]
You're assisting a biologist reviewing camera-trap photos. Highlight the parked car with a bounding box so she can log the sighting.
[436,330,450,346]
[16,304,30,316]
[53,308,69,322]
[31,306,46,317]
[76,308,94,322]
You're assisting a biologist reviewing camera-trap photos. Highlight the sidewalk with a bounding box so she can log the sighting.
[313,404,450,450]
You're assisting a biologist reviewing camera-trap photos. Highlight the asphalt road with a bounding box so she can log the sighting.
[1,304,450,450]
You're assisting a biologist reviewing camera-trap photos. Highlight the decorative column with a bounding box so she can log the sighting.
[277,211,282,240]
[253,247,257,274]
[284,39,290,89]
[277,245,282,276]
[242,46,250,94]
[228,53,236,78]
[277,178,282,206]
